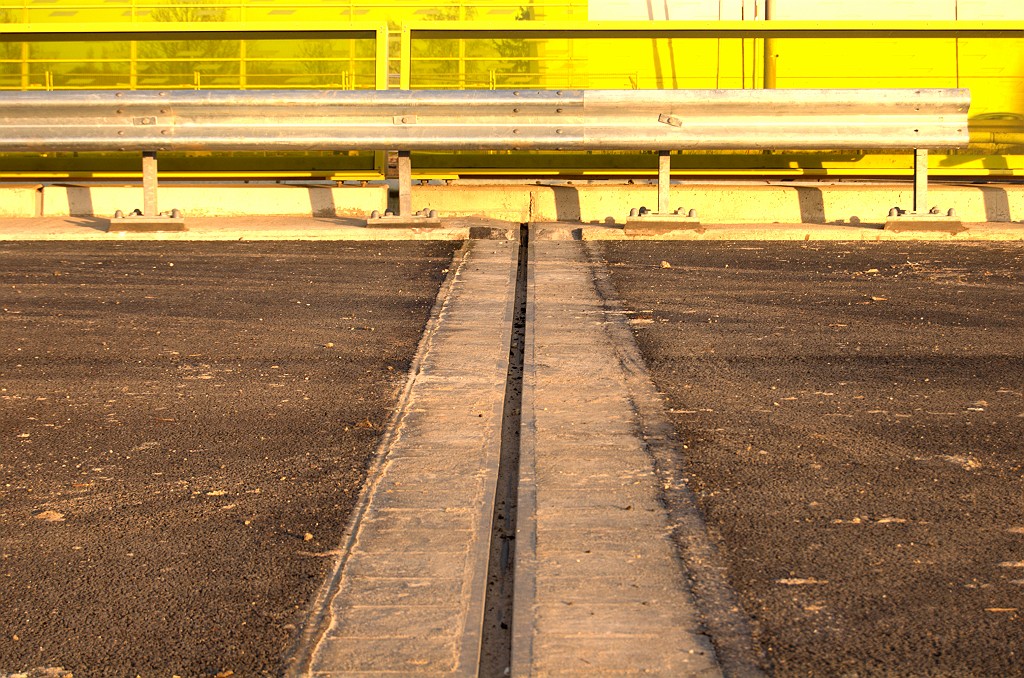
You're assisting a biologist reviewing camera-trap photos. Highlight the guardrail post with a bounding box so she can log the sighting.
[398,150,412,217]
[913,148,928,215]
[107,150,184,232]
[366,149,438,227]
[142,151,158,217]
[625,150,700,234]
[658,150,671,214]
[884,147,962,233]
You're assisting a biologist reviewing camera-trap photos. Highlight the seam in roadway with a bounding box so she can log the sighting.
[291,239,518,676]
[286,235,766,676]
[281,230,773,676]
[284,242,474,676]
[510,240,726,676]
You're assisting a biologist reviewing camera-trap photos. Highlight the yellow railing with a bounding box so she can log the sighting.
[0,0,587,23]
[0,22,388,91]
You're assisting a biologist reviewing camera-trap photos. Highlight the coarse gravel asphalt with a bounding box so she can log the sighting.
[598,241,1024,677]
[0,241,457,676]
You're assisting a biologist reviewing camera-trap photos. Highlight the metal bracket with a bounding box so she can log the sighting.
[106,151,186,232]
[624,150,703,234]
[884,148,965,233]
[364,150,441,228]
[658,113,682,128]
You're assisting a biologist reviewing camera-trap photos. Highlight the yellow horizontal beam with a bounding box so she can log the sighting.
[0,21,387,41]
[405,19,1024,38]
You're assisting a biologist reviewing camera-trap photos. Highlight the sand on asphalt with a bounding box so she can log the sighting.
[597,241,1024,676]
[0,241,457,676]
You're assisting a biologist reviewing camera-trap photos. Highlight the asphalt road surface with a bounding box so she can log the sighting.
[599,241,1024,676]
[0,241,456,676]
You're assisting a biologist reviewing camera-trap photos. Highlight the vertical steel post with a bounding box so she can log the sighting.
[658,150,671,214]
[458,38,466,90]
[239,39,247,90]
[20,42,29,91]
[763,0,777,89]
[913,148,928,215]
[399,26,412,90]
[373,25,390,178]
[142,151,158,217]
[398,150,412,218]
[129,41,138,90]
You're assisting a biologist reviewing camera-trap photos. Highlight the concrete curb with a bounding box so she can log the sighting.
[1,182,1022,225]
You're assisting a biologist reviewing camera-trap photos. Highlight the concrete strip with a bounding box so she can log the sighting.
[406,182,1024,225]
[511,240,722,677]
[298,240,518,677]
[0,216,476,241]
[580,221,1024,242]
[40,184,387,217]
[0,181,1023,223]
[0,214,1018,242]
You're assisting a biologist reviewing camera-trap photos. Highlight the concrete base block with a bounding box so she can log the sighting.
[623,214,703,235]
[0,186,41,217]
[468,225,519,240]
[531,224,582,240]
[364,214,443,228]
[106,216,187,233]
[884,214,967,234]
[412,184,531,222]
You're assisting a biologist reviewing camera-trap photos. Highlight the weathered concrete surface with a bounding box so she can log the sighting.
[298,241,518,676]
[40,184,387,218]
[0,216,483,241]
[512,241,722,677]
[0,185,40,217]
[1,181,1023,225]
[3,215,1020,242]
[406,182,1024,226]
[579,221,1024,242]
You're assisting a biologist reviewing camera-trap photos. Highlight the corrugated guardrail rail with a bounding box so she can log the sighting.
[0,87,970,224]
[0,88,969,151]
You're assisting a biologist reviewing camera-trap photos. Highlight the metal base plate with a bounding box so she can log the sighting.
[364,215,443,229]
[884,215,966,234]
[624,215,703,236]
[106,217,187,233]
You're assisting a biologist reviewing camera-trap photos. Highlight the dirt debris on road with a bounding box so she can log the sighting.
[600,241,1024,676]
[0,241,456,676]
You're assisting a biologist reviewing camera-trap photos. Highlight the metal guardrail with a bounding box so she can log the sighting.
[0,86,971,224]
[0,88,969,151]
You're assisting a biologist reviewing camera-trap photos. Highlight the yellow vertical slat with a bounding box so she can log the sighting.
[399,23,410,90]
